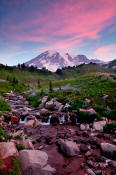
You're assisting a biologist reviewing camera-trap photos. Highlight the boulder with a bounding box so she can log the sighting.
[100,143,116,158]
[40,108,50,116]
[80,124,89,131]
[93,121,106,132]
[19,150,55,175]
[0,142,18,159]
[58,139,80,156]
[24,119,41,128]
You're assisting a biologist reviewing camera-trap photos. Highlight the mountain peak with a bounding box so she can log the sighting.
[25,50,104,72]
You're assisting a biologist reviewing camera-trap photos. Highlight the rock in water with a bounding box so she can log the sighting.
[58,139,80,156]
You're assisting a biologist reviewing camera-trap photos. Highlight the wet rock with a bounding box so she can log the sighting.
[58,139,80,156]
[80,144,88,153]
[24,119,41,128]
[22,110,29,117]
[26,115,36,121]
[64,103,71,110]
[94,170,102,175]
[86,168,96,175]
[93,121,106,132]
[50,113,59,125]
[40,108,50,115]
[100,142,116,158]
[0,142,18,159]
[86,160,96,168]
[19,150,55,175]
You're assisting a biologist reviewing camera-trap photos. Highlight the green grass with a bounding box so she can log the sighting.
[0,98,11,111]
[0,81,29,96]
[0,155,3,165]
[78,110,101,123]
[26,73,116,121]
[16,144,25,151]
[0,128,12,142]
[103,122,116,133]
[11,157,22,175]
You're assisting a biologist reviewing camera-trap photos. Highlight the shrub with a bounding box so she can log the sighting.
[11,157,22,175]
[0,127,12,142]
[47,104,55,111]
[0,98,11,111]
[78,110,100,123]
[14,135,22,140]
[103,122,116,133]
[93,105,116,120]
[16,144,25,151]
[25,136,29,139]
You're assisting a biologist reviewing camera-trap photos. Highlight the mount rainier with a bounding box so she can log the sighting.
[25,50,104,72]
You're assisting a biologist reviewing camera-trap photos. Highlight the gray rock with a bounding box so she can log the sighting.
[24,119,41,128]
[0,142,18,159]
[41,96,48,104]
[19,150,55,175]
[58,139,80,156]
[80,124,89,131]
[80,124,86,131]
[93,121,106,132]
[100,143,116,158]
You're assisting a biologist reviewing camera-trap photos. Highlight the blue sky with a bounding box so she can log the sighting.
[0,0,116,65]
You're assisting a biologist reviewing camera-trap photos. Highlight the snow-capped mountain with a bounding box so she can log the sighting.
[25,50,104,72]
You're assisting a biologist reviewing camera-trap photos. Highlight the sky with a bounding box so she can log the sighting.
[0,0,116,65]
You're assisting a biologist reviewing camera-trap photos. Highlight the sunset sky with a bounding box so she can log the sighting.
[0,0,116,65]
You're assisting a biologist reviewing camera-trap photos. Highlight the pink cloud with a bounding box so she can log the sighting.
[2,0,116,52]
[94,44,116,61]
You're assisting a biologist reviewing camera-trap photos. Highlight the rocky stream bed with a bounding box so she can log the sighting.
[0,92,116,175]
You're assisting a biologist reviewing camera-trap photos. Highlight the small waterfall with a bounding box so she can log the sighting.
[41,115,52,126]
[59,115,65,124]
[19,117,27,124]
[68,115,70,121]
[76,118,80,125]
